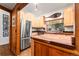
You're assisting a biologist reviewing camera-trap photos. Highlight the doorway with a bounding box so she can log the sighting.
[0,9,14,56]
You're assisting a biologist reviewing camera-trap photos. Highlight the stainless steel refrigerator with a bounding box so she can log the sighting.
[21,20,31,50]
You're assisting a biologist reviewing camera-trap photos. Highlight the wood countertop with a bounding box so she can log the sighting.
[31,33,79,56]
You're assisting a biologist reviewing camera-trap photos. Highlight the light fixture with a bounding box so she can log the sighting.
[33,3,38,11]
[34,3,38,5]
[35,4,38,11]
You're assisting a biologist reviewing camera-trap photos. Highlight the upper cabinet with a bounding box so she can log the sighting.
[20,11,45,27]
[38,16,45,27]
[64,5,75,26]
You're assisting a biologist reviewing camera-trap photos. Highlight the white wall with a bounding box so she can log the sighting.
[0,9,10,45]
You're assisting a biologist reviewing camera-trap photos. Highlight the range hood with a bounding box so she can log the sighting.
[47,12,61,18]
[45,11,64,21]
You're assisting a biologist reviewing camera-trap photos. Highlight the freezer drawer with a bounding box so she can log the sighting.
[21,38,30,50]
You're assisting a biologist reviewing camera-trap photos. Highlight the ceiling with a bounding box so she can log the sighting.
[0,3,16,10]
[22,3,73,17]
[0,3,73,16]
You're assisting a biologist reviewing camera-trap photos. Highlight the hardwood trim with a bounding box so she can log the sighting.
[17,3,28,10]
[31,39,34,56]
[12,3,28,11]
[0,5,11,12]
[9,12,12,50]
[16,10,20,55]
[75,3,79,51]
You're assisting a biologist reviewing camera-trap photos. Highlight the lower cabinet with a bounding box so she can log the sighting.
[34,41,48,56]
[48,47,73,56]
[34,40,74,56]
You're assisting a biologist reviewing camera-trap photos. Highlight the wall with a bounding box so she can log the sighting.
[20,11,45,27]
[0,9,10,45]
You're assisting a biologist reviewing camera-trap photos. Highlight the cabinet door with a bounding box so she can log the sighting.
[64,5,75,26]
[48,47,73,56]
[34,41,48,56]
[38,16,45,27]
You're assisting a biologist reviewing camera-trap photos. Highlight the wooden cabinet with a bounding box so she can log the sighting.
[21,13,45,27]
[38,16,45,27]
[32,39,74,56]
[64,5,75,26]
[34,41,48,56]
[48,47,73,56]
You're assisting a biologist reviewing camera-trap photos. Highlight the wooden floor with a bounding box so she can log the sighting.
[19,48,31,56]
[0,44,14,56]
[0,44,31,56]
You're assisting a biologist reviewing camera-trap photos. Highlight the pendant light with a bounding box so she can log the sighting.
[34,3,38,11]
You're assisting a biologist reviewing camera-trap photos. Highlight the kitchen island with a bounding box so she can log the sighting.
[31,33,79,56]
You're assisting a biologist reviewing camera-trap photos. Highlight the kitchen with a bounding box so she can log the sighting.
[1,2,79,56]
[18,3,76,56]
[1,2,79,59]
[1,3,79,56]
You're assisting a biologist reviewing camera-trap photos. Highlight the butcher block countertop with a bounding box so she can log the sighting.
[31,33,79,56]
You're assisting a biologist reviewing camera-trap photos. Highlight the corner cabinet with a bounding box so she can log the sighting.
[64,5,75,26]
